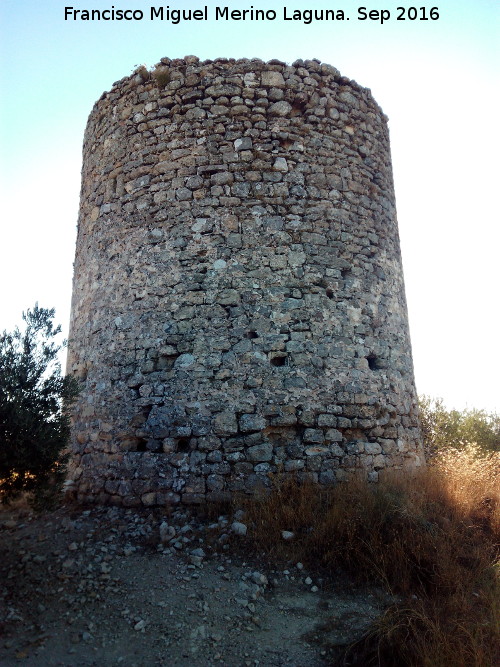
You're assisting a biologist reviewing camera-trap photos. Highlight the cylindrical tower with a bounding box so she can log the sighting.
[67,56,424,507]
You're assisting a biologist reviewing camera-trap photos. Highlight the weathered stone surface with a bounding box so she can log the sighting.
[303,429,325,444]
[231,521,248,536]
[261,71,286,87]
[213,411,238,436]
[67,57,424,507]
[247,443,273,462]
[273,157,288,172]
[239,414,267,433]
[234,137,253,152]
[325,429,343,442]
[269,100,292,116]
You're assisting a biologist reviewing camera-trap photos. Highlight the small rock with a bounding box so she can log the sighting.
[231,521,247,536]
[191,547,205,558]
[189,555,203,567]
[251,572,268,586]
[281,530,295,541]
[305,576,313,585]
[296,562,304,570]
[134,619,146,632]
[159,522,176,544]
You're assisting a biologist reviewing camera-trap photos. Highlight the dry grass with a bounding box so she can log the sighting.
[134,65,150,82]
[152,67,171,87]
[240,445,500,666]
[433,445,500,534]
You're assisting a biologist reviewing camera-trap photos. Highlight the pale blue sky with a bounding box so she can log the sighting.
[1,0,499,410]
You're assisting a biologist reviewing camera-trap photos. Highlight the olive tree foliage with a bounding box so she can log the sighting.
[419,395,500,458]
[0,305,79,509]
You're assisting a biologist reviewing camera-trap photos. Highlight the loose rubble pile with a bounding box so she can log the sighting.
[1,504,391,666]
[67,56,423,507]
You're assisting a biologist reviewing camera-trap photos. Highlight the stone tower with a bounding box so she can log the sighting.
[67,57,424,507]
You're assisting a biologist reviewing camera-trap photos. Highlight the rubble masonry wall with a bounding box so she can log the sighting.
[67,56,424,507]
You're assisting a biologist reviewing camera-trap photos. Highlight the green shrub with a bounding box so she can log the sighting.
[0,305,79,509]
[419,395,500,456]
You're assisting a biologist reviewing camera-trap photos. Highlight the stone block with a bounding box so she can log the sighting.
[214,412,238,436]
[234,137,253,151]
[305,446,329,456]
[303,428,324,444]
[247,443,273,462]
[325,428,343,442]
[364,442,382,455]
[141,492,157,506]
[239,414,266,432]
[261,71,285,87]
[284,459,304,471]
[269,101,291,116]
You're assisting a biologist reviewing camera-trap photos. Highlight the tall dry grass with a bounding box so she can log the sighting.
[240,445,500,666]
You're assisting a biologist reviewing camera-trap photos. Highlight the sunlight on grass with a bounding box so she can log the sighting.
[240,445,499,666]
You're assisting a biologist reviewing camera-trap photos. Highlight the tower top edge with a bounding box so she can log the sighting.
[90,56,387,121]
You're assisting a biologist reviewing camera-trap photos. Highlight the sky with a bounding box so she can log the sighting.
[0,0,499,412]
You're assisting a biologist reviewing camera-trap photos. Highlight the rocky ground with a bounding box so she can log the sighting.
[0,502,390,666]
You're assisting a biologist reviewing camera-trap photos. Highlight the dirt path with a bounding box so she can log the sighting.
[0,504,388,666]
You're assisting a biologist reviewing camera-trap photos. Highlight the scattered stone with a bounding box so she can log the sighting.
[231,522,248,537]
[281,531,295,541]
[251,572,268,586]
[159,522,176,544]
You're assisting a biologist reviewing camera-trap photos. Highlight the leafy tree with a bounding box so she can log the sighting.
[0,305,79,509]
[419,395,500,457]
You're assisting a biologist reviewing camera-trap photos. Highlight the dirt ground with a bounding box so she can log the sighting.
[0,502,390,666]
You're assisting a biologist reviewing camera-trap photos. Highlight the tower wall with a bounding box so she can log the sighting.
[67,56,423,507]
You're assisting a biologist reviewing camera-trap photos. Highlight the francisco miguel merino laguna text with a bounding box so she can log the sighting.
[64,6,347,23]
[64,5,440,24]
